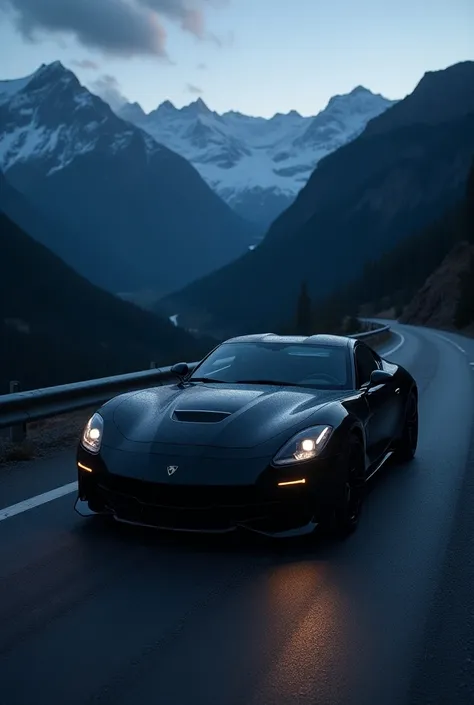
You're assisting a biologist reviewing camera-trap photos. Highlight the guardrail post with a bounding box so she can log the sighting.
[9,381,27,443]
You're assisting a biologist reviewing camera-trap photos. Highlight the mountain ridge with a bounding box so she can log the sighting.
[0,61,256,297]
[117,84,396,226]
[156,61,474,338]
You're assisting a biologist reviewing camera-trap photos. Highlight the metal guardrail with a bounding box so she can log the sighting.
[0,325,390,439]
[349,325,390,340]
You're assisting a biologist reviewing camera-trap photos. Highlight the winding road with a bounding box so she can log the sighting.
[1,321,473,705]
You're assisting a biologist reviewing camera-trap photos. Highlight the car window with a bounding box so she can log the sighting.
[355,344,380,386]
[191,341,352,389]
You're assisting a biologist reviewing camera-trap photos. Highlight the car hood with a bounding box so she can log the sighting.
[110,382,347,449]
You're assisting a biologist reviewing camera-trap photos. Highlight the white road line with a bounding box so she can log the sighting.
[435,333,467,355]
[0,481,78,522]
[381,331,405,357]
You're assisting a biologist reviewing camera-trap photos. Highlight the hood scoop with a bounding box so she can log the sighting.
[172,409,231,423]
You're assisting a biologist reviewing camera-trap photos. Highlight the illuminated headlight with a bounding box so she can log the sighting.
[81,413,104,454]
[272,425,333,466]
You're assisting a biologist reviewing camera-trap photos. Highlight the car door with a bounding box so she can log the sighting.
[355,343,397,463]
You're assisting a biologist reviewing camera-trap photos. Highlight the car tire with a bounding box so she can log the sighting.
[393,392,418,462]
[321,435,366,539]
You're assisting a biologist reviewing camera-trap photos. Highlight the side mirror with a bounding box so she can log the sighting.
[171,362,189,379]
[367,369,393,388]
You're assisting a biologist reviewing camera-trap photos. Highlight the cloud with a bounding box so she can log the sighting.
[91,74,128,110]
[186,83,203,94]
[1,0,227,57]
[71,59,99,70]
[141,0,223,44]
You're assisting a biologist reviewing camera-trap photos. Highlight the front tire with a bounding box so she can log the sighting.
[321,436,366,539]
[394,392,418,462]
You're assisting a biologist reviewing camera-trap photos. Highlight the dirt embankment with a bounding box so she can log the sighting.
[399,240,474,331]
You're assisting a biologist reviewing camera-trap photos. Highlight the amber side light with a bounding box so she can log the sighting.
[277,479,306,486]
[78,461,93,473]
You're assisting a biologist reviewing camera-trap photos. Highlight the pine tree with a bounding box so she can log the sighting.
[296,281,312,335]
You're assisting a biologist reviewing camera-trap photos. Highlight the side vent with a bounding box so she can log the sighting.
[172,410,231,423]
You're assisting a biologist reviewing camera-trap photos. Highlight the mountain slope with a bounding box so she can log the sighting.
[0,62,255,298]
[398,241,474,329]
[0,158,108,287]
[157,61,474,338]
[119,87,395,227]
[304,157,474,336]
[0,173,213,392]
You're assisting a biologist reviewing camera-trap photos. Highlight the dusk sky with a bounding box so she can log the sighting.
[0,0,472,117]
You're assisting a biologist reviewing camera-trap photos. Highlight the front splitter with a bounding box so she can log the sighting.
[74,497,318,538]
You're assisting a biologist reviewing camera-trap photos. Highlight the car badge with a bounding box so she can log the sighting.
[167,465,178,476]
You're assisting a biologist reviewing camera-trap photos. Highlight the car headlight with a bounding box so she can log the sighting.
[272,425,333,466]
[81,413,104,454]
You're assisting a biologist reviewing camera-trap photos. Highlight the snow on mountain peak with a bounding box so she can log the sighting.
[181,97,213,117]
[0,62,397,229]
[0,63,160,176]
[118,85,396,226]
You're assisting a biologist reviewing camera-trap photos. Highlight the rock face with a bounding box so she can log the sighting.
[400,241,474,329]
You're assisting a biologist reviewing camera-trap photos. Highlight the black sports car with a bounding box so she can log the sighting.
[76,333,418,538]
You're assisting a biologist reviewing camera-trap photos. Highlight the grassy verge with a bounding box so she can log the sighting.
[0,406,96,467]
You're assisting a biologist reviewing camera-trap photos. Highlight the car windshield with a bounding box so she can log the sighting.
[189,341,351,390]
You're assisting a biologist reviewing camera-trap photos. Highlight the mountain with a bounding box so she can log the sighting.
[0,152,108,287]
[0,172,213,392]
[118,87,395,227]
[0,62,255,298]
[156,61,474,339]
[399,241,474,330]
[307,157,474,336]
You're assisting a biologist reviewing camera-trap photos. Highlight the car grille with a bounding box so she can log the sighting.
[98,474,273,509]
[95,474,285,529]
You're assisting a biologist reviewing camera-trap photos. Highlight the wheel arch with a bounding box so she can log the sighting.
[347,423,367,470]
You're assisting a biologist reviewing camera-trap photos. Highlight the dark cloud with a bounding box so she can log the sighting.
[2,0,166,56]
[71,59,99,70]
[141,0,221,44]
[91,74,128,110]
[186,83,203,94]
[1,0,227,56]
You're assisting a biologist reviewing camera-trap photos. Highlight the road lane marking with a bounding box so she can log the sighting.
[0,481,78,522]
[381,332,405,357]
[435,333,466,355]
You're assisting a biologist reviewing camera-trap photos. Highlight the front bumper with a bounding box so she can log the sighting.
[77,445,344,537]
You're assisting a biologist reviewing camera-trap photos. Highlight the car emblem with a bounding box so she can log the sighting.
[167,465,178,476]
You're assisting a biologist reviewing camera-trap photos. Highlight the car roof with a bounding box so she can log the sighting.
[223,333,355,349]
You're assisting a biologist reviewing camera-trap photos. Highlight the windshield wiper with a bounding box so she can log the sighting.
[235,379,302,387]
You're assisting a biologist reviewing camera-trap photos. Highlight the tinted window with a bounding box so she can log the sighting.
[191,342,351,389]
[355,344,380,386]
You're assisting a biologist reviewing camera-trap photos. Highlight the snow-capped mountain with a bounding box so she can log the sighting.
[0,62,255,296]
[0,61,157,174]
[118,87,397,226]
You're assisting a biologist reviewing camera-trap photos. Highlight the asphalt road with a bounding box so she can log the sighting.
[1,322,474,705]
